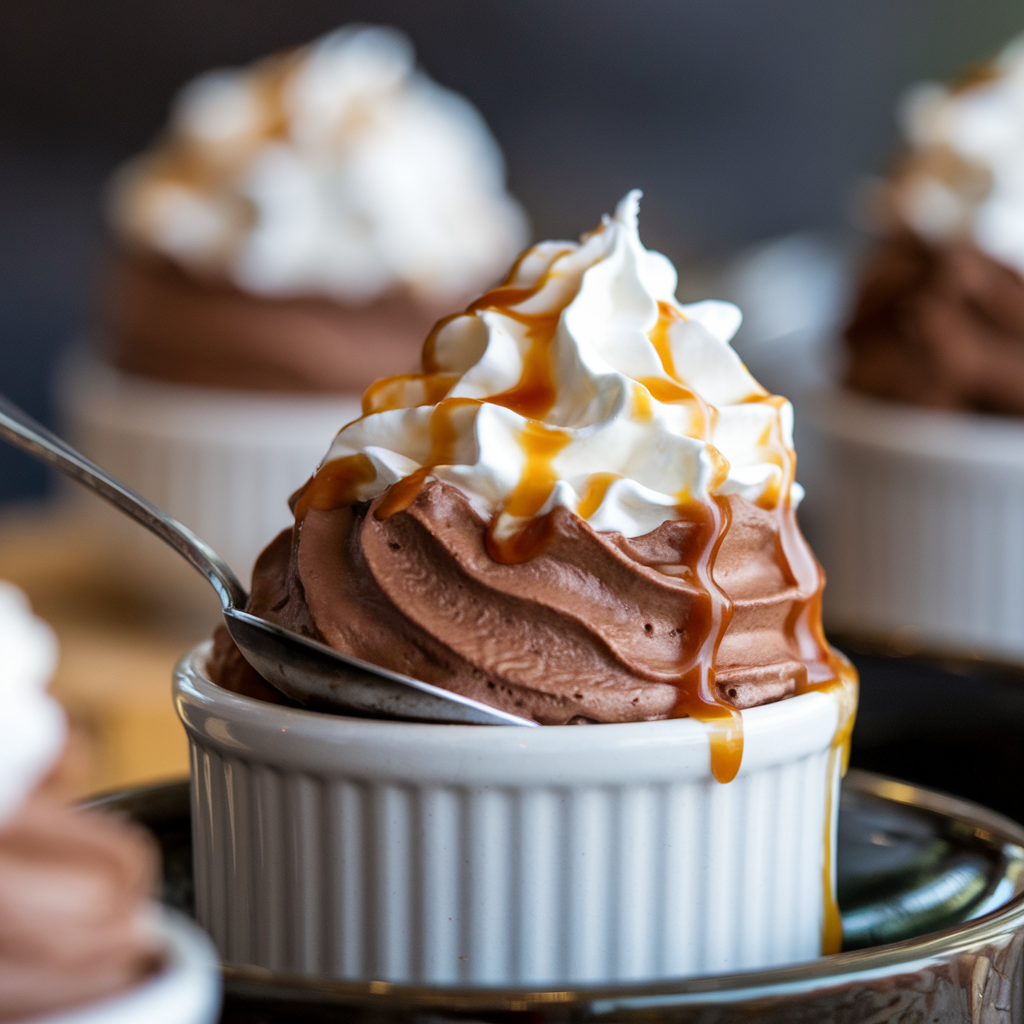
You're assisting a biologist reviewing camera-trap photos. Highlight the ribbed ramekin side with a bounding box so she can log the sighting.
[804,394,1024,661]
[58,354,358,592]
[187,735,835,984]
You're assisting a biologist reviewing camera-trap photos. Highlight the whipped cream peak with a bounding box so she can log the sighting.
[110,24,528,306]
[0,582,65,826]
[300,192,798,554]
[885,34,1024,273]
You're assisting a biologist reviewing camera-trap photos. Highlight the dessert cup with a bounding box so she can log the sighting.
[791,34,1024,662]
[65,25,526,605]
[175,642,853,986]
[798,387,1024,662]
[57,351,360,599]
[34,908,221,1024]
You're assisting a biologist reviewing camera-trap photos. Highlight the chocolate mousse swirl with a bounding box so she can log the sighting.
[845,232,1024,414]
[0,582,161,1021]
[213,192,851,784]
[214,481,828,726]
[102,25,527,391]
[103,249,438,392]
[0,786,160,1022]
[847,37,1024,413]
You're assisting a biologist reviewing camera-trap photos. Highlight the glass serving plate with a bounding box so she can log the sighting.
[91,768,1024,1023]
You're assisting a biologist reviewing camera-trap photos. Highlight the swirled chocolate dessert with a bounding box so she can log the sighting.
[0,583,160,1021]
[102,25,528,393]
[212,192,853,783]
[846,38,1024,413]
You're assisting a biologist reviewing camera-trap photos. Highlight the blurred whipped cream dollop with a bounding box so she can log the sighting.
[110,25,529,306]
[0,582,64,825]
[886,34,1024,273]
[0,586,166,1022]
[313,191,799,546]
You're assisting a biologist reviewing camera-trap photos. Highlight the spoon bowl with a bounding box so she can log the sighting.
[0,393,536,727]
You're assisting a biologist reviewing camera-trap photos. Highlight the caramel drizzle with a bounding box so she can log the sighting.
[646,301,717,439]
[742,360,857,952]
[294,258,573,541]
[362,371,461,416]
[291,453,376,522]
[375,396,482,519]
[576,472,622,520]
[817,662,859,955]
[486,421,572,564]
[642,302,742,781]
[672,495,741,784]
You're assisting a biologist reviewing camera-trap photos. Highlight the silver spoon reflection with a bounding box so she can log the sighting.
[0,393,536,727]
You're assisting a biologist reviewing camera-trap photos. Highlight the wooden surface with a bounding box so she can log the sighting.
[0,501,217,797]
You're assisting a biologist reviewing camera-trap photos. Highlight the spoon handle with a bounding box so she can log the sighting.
[0,392,247,611]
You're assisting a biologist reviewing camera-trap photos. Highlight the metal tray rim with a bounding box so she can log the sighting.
[90,768,1024,1009]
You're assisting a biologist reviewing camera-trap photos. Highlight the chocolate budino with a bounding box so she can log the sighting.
[846,37,1024,413]
[212,192,851,784]
[103,25,527,393]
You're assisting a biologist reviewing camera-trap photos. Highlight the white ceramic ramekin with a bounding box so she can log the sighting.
[56,352,360,601]
[33,907,220,1024]
[174,642,852,987]
[798,387,1024,662]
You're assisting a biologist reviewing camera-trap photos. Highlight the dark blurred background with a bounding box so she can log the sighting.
[1,0,1022,502]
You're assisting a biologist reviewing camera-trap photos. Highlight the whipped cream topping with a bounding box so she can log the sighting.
[887,35,1024,273]
[309,191,800,550]
[0,583,65,826]
[109,25,529,306]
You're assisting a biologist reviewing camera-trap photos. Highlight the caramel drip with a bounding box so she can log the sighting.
[291,453,377,522]
[756,388,839,686]
[483,308,562,420]
[375,397,481,519]
[577,472,621,520]
[816,662,859,955]
[641,302,851,788]
[647,302,721,437]
[632,384,653,421]
[486,421,571,563]
[362,372,460,415]
[667,496,740,783]
[747,380,856,952]
[643,304,743,780]
[644,305,741,776]
[374,467,431,520]
[765,447,853,953]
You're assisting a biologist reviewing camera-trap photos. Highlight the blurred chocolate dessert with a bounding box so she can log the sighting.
[797,34,1024,663]
[0,582,162,1021]
[846,40,1024,413]
[103,25,527,391]
[62,24,529,594]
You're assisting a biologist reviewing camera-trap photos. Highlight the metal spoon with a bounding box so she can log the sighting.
[0,393,536,727]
